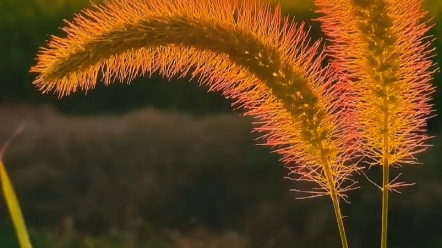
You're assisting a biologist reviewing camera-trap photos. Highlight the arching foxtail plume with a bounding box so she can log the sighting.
[30,0,361,247]
[314,0,437,247]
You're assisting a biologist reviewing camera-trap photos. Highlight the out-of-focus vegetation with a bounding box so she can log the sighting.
[1,106,442,248]
[1,0,442,247]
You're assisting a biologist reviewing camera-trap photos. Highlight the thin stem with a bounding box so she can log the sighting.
[0,160,32,248]
[381,96,390,248]
[381,157,389,248]
[318,142,349,248]
[330,185,349,248]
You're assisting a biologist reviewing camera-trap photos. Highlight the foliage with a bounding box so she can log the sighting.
[1,106,442,248]
[0,222,175,248]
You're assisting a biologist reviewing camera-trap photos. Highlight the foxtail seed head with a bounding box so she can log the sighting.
[315,0,437,169]
[30,0,359,198]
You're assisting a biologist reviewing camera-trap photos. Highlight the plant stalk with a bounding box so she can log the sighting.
[330,186,349,248]
[318,141,349,248]
[0,160,32,248]
[381,96,390,248]
[381,158,389,248]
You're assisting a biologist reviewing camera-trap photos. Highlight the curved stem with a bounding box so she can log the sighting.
[0,160,32,248]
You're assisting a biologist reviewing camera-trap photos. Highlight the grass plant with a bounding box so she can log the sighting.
[0,0,437,247]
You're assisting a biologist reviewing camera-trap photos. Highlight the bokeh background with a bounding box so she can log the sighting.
[0,0,441,247]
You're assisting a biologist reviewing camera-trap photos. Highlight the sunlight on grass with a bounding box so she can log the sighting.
[1,124,31,248]
[0,159,32,248]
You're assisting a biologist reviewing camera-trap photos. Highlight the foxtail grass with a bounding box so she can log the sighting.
[314,0,437,247]
[23,0,437,247]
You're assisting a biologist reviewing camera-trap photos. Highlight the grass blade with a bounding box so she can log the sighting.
[0,159,32,248]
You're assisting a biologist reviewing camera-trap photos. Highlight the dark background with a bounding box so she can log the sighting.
[0,0,441,247]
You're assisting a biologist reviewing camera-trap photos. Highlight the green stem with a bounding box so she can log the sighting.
[318,142,349,248]
[0,160,32,248]
[381,96,390,248]
[330,186,349,248]
[381,157,389,248]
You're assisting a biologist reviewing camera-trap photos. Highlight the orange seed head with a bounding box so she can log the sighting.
[30,0,360,198]
[315,0,437,167]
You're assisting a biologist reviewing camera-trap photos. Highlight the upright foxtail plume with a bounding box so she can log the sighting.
[30,0,359,246]
[315,0,436,167]
[314,0,437,247]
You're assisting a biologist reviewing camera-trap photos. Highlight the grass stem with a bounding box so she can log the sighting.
[0,160,32,248]
[318,140,349,248]
[381,97,390,248]
[381,160,389,248]
[330,188,349,248]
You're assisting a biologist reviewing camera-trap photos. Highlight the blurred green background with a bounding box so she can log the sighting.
[0,0,441,247]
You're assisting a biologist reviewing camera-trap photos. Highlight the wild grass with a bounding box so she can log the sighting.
[0,0,437,247]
